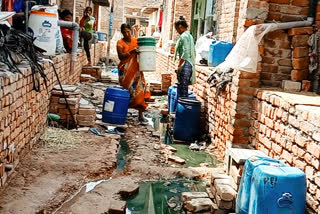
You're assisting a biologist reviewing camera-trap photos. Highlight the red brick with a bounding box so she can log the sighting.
[305,166,314,180]
[307,142,320,158]
[289,27,313,36]
[269,0,290,4]
[302,80,311,92]
[292,35,310,47]
[293,158,307,171]
[267,12,281,21]
[265,30,288,40]
[292,58,309,70]
[305,153,313,165]
[292,0,310,7]
[293,47,309,58]
[272,142,283,154]
[312,157,320,169]
[281,150,293,164]
[291,69,308,81]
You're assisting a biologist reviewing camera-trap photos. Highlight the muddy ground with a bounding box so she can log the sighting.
[0,71,223,214]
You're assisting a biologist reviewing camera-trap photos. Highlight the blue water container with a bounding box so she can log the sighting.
[102,87,130,125]
[248,165,306,214]
[173,98,201,141]
[208,40,233,67]
[168,85,177,111]
[97,32,106,41]
[169,88,196,113]
[236,156,286,214]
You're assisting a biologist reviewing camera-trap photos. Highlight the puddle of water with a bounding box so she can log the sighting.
[170,144,217,168]
[117,138,130,171]
[146,113,172,145]
[126,179,207,214]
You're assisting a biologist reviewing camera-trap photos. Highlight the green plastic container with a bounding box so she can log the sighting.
[137,37,156,46]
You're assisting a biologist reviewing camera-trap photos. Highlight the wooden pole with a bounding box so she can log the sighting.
[106,0,114,65]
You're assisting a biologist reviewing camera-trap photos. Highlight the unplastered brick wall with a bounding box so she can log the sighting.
[249,89,320,213]
[215,0,240,43]
[155,50,260,156]
[161,0,192,49]
[191,68,260,156]
[0,43,106,188]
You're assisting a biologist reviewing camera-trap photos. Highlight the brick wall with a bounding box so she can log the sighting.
[215,0,239,43]
[250,89,320,213]
[155,50,259,155]
[161,0,192,49]
[0,43,106,188]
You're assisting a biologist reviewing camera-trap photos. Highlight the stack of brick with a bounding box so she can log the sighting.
[161,73,172,93]
[77,99,96,127]
[209,173,237,212]
[283,27,313,92]
[250,89,320,212]
[49,85,81,121]
[149,80,162,93]
[82,66,102,80]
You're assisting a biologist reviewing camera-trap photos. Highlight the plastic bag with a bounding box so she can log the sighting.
[224,23,278,73]
[195,33,214,64]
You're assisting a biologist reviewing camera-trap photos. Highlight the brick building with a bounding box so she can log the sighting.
[155,0,320,212]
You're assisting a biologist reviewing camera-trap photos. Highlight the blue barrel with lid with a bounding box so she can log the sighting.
[168,85,177,111]
[102,87,130,125]
[169,88,196,113]
[208,40,233,67]
[173,98,200,141]
[248,165,306,214]
[236,156,286,214]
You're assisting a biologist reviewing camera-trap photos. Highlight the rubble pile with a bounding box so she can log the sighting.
[209,173,237,213]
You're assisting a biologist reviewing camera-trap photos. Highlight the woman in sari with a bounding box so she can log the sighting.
[116,23,150,123]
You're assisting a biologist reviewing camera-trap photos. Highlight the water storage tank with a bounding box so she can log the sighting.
[248,165,306,214]
[102,87,130,125]
[236,156,286,214]
[138,37,156,72]
[169,88,196,113]
[173,98,200,141]
[208,40,233,67]
[28,9,58,55]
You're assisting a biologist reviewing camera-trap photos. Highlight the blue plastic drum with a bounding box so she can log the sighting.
[173,98,201,141]
[102,87,130,125]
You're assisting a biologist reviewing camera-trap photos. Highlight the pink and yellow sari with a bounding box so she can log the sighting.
[117,38,150,110]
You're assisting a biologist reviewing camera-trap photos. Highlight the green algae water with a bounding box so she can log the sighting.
[126,180,207,214]
[116,139,130,170]
[170,144,217,168]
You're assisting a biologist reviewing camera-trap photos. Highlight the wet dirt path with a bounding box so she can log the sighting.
[0,71,223,214]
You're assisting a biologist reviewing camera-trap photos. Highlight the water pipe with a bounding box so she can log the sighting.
[57,20,80,73]
[25,0,36,33]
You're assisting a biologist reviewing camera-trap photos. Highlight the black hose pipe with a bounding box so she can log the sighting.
[308,0,318,22]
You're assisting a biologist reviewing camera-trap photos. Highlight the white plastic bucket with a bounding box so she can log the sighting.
[138,46,156,72]
[28,9,58,55]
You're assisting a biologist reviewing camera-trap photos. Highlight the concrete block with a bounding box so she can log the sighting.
[184,198,213,212]
[182,192,209,202]
[282,80,301,92]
